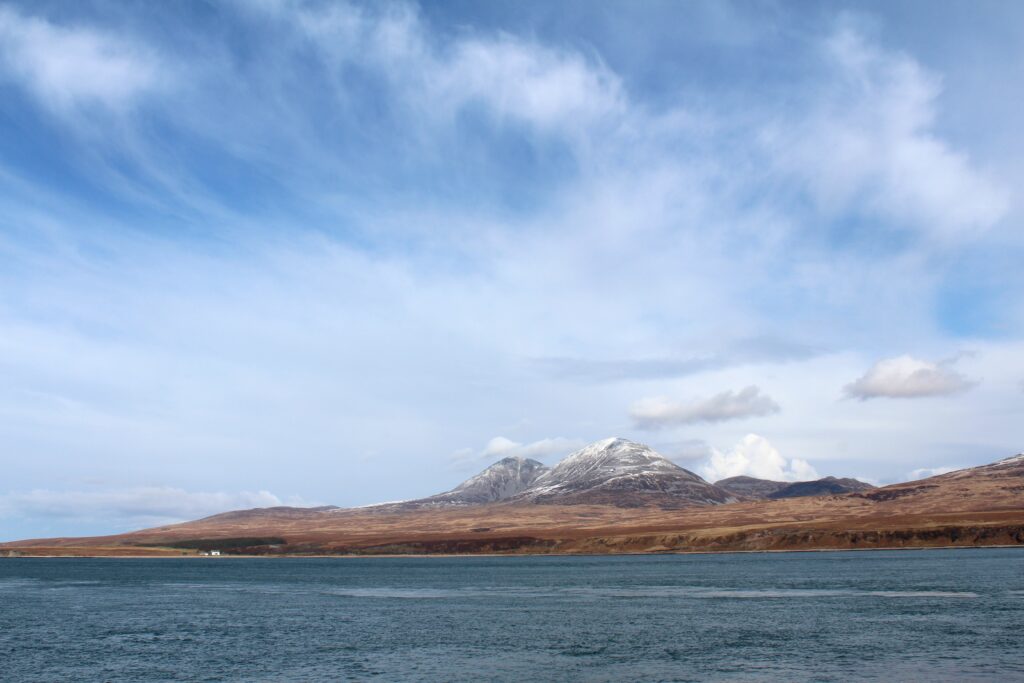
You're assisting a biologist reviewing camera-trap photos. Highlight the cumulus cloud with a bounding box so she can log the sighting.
[0,5,164,113]
[766,21,1008,240]
[845,355,974,400]
[0,487,299,530]
[452,436,584,466]
[700,434,818,483]
[630,386,780,429]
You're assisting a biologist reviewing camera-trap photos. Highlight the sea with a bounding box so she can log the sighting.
[1,548,1022,682]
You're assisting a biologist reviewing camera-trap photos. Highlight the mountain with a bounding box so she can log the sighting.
[714,476,789,499]
[389,437,735,509]
[515,437,736,507]
[716,475,874,500]
[769,476,874,499]
[425,457,548,505]
[857,452,1024,502]
[4,448,1022,557]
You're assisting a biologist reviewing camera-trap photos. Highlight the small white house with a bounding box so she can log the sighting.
[210,550,221,556]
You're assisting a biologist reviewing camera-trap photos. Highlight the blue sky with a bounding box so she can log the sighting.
[1,0,1022,539]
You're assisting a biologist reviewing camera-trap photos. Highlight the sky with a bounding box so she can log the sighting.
[1,0,1023,540]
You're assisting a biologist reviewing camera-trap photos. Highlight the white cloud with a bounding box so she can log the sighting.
[701,434,818,483]
[0,487,299,530]
[452,436,583,466]
[0,5,164,113]
[631,386,780,429]
[765,21,1008,240]
[845,355,974,400]
[434,36,624,134]
[909,466,956,480]
[260,1,624,139]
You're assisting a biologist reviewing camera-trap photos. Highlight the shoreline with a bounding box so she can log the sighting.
[4,542,1023,559]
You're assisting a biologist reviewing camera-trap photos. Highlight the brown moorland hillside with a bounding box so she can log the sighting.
[3,452,1022,557]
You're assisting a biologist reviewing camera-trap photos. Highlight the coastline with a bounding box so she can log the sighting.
[4,542,1023,560]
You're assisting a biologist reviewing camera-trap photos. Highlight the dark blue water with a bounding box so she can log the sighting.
[1,549,1023,682]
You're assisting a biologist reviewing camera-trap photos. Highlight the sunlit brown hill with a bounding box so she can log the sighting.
[3,439,1022,556]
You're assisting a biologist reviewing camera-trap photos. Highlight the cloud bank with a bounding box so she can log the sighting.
[0,487,298,530]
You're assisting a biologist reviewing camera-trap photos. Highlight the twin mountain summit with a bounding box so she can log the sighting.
[399,437,874,509]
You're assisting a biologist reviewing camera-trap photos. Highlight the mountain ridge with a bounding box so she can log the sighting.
[389,437,736,509]
[4,443,1022,556]
[715,475,874,500]
[514,437,736,506]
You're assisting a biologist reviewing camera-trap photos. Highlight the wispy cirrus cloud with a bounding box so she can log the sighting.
[0,5,166,113]
[534,338,820,383]
[253,0,625,140]
[764,18,1009,240]
[631,386,780,430]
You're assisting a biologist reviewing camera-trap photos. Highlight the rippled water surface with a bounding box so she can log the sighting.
[1,549,1023,681]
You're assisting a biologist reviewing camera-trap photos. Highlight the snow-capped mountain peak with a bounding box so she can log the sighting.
[428,456,549,505]
[518,437,736,506]
[535,437,684,483]
[397,438,737,509]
